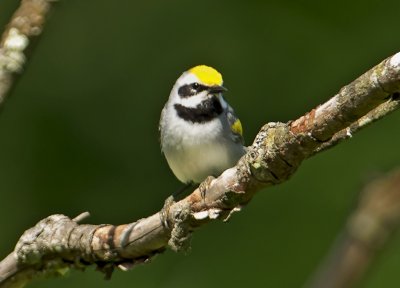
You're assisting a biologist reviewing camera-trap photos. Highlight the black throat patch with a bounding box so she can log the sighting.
[174,97,223,123]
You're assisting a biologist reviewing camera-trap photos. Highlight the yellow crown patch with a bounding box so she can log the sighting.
[189,65,223,86]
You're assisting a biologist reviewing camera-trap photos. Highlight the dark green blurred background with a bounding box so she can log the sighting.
[1,0,400,287]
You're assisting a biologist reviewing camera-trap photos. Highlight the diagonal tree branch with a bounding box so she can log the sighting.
[0,48,399,287]
[2,2,400,287]
[313,96,400,155]
[0,0,55,105]
[307,168,400,288]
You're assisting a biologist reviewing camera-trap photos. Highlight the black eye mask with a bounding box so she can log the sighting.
[178,83,208,98]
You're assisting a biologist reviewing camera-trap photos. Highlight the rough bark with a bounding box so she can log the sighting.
[0,51,399,286]
[1,1,400,287]
[0,0,54,105]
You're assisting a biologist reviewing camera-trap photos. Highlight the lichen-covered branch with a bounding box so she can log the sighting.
[1,2,400,287]
[313,96,400,154]
[291,53,400,141]
[0,0,55,105]
[0,50,399,287]
[306,168,400,288]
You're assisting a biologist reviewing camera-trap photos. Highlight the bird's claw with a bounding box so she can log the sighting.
[160,195,175,229]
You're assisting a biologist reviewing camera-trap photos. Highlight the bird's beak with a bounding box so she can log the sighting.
[208,85,228,94]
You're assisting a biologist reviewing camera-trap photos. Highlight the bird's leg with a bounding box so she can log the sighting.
[174,182,196,199]
[160,182,195,229]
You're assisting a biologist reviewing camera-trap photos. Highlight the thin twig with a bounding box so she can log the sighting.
[307,169,400,288]
[0,0,55,105]
[72,212,91,223]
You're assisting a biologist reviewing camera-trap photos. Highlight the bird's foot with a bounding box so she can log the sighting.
[160,182,195,229]
[160,195,175,229]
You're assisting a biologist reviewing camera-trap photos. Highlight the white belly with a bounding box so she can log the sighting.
[165,140,241,183]
[162,118,244,183]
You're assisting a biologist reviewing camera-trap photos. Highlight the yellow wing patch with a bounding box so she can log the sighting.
[231,119,243,136]
[189,65,223,86]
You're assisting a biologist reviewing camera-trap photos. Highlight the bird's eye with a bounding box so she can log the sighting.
[192,83,200,90]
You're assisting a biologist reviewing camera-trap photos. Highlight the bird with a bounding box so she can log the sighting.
[159,65,245,185]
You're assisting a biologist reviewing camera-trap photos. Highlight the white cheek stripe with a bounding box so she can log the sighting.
[177,92,208,107]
